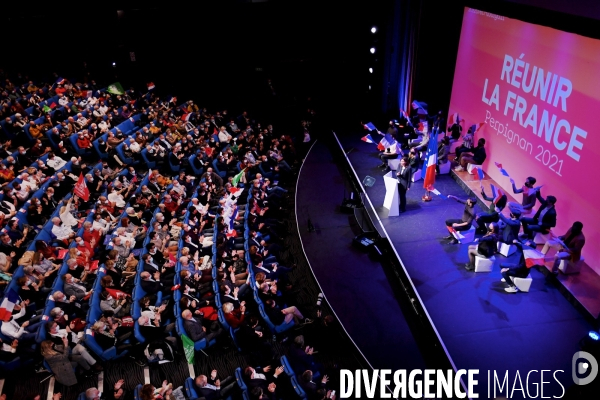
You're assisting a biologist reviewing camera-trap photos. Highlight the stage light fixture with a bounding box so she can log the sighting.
[371,26,377,34]
[370,47,376,54]
[112,62,116,66]
[590,331,600,341]
[368,85,372,90]
[369,68,373,73]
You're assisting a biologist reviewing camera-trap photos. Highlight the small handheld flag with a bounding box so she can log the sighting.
[107,82,125,95]
[490,184,505,205]
[476,167,485,181]
[494,162,510,177]
[361,134,375,144]
[73,172,90,201]
[524,247,545,268]
[147,82,156,90]
[431,188,447,199]
[377,134,396,151]
[232,168,246,187]
[363,122,377,131]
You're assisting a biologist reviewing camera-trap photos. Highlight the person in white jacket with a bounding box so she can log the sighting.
[46,152,67,170]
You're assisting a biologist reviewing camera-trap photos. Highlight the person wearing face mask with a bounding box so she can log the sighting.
[1,303,43,343]
[508,176,538,216]
[16,146,35,169]
[45,321,103,375]
[17,276,45,308]
[0,232,26,264]
[465,223,500,271]
[474,186,508,234]
[74,236,94,258]
[100,290,131,318]
[27,139,49,158]
[91,320,132,355]
[46,151,67,171]
[62,273,93,301]
[49,307,86,332]
[0,163,15,185]
[442,196,477,244]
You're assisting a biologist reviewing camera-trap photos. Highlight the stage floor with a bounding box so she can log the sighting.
[298,134,595,398]
[296,141,426,372]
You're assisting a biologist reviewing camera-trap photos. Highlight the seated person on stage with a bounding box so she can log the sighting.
[454,126,473,159]
[448,119,463,140]
[498,210,522,244]
[455,138,486,172]
[409,130,429,152]
[379,120,398,141]
[520,191,556,240]
[442,195,476,244]
[508,176,537,216]
[501,241,532,293]
[407,147,420,175]
[540,221,585,274]
[436,136,450,173]
[377,143,401,170]
[474,186,507,233]
[465,223,499,271]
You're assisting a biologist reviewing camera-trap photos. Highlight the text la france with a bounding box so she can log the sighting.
[481,53,587,162]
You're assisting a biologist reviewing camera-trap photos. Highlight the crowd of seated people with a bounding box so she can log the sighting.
[0,71,345,400]
[431,114,586,294]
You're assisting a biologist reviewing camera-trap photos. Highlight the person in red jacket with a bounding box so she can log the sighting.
[222,301,246,329]
[75,236,94,258]
[76,132,93,150]
[162,194,180,215]
[82,221,102,249]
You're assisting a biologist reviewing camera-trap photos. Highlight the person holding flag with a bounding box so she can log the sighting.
[474,184,507,233]
[508,176,538,216]
[442,195,477,244]
[455,138,487,172]
[378,140,402,170]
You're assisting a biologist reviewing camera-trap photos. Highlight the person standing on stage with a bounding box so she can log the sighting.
[508,176,537,216]
[442,195,477,244]
[396,157,411,213]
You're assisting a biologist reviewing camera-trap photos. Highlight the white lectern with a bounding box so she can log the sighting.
[383,171,399,217]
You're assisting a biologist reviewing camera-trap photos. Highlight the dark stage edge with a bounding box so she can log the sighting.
[295,141,426,372]
[338,133,595,398]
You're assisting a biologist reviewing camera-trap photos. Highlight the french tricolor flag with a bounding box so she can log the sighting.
[447,112,460,127]
[422,130,439,191]
[55,77,65,85]
[475,122,486,133]
[0,289,19,322]
[524,248,545,268]
[490,184,505,205]
[494,162,510,177]
[82,90,93,98]
[182,113,192,122]
[363,122,376,131]
[147,82,156,90]
[361,134,375,144]
[377,134,395,151]
[226,208,238,238]
[399,108,409,120]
